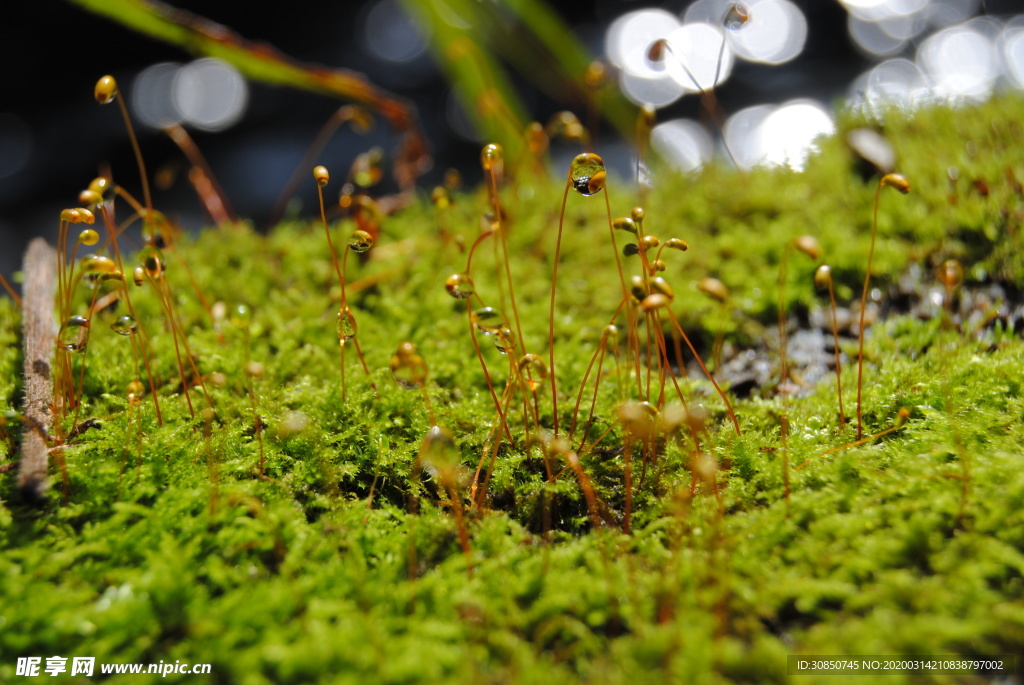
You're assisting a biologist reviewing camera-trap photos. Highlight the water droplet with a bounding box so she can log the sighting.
[337,307,358,343]
[80,254,117,275]
[139,247,165,277]
[351,148,384,188]
[494,327,516,354]
[471,307,504,335]
[78,229,99,246]
[348,229,374,253]
[390,341,429,388]
[517,353,548,392]
[59,316,90,352]
[111,314,137,336]
[444,272,475,299]
[481,143,503,172]
[230,304,251,328]
[569,153,606,196]
[419,425,460,477]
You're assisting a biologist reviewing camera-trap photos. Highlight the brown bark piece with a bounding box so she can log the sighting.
[17,238,56,501]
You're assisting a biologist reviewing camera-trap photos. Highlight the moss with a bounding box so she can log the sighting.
[2,95,1024,683]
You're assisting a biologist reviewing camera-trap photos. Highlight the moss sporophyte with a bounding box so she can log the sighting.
[2,67,1024,683]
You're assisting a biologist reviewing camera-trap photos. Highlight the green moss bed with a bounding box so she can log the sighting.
[3,96,1024,684]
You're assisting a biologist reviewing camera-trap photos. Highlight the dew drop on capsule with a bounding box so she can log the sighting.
[471,307,504,335]
[419,425,460,473]
[59,316,90,352]
[348,229,374,253]
[517,353,548,392]
[337,307,358,343]
[111,314,138,336]
[390,341,429,389]
[444,272,475,299]
[569,153,606,196]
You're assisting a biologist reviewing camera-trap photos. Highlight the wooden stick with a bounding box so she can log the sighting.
[18,238,57,501]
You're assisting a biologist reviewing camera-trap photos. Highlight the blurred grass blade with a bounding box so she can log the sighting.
[400,0,530,158]
[66,0,430,186]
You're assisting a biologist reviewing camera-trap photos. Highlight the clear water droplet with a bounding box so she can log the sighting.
[337,307,358,343]
[348,229,374,253]
[517,353,548,392]
[569,153,606,196]
[111,314,138,336]
[59,316,90,352]
[471,307,504,335]
[444,272,475,299]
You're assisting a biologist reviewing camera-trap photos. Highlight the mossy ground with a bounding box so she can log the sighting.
[2,96,1024,684]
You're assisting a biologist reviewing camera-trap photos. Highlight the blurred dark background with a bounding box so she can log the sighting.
[1,0,1020,285]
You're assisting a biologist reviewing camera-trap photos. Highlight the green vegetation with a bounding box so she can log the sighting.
[2,93,1024,683]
